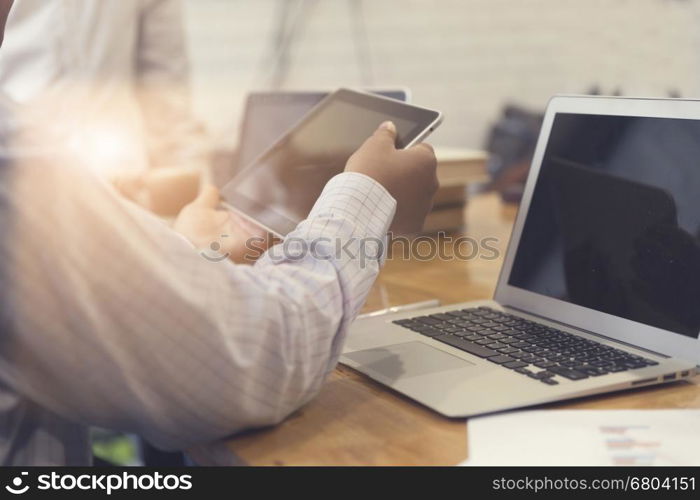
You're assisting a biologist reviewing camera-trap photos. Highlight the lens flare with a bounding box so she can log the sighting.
[68,126,141,174]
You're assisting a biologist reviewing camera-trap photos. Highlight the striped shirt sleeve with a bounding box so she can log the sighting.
[0,151,395,458]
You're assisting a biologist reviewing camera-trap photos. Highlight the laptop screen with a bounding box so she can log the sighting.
[508,113,700,339]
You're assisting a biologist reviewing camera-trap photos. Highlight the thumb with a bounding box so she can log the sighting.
[370,120,397,147]
[191,184,221,208]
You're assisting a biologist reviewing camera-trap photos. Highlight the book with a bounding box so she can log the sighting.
[435,147,489,187]
[422,204,466,234]
[433,184,468,206]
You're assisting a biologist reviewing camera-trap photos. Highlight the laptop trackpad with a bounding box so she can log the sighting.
[344,341,476,382]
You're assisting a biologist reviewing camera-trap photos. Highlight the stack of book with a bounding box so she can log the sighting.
[421,147,489,234]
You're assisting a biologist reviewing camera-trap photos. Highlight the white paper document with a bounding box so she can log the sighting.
[463,409,700,466]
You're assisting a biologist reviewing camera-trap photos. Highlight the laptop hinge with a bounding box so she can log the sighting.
[502,305,671,359]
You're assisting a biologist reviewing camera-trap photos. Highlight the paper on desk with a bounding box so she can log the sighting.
[461,409,700,466]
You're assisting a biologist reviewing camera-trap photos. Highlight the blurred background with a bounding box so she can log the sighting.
[2,0,697,465]
[3,0,698,212]
[184,0,700,149]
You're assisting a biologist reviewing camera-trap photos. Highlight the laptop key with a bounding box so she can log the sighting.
[434,335,499,358]
[487,355,515,364]
[486,342,507,350]
[442,327,464,334]
[430,313,454,321]
[608,365,628,373]
[407,324,429,331]
[541,378,559,385]
[583,367,609,376]
[498,347,520,354]
[415,317,443,326]
[503,361,529,369]
[500,338,519,344]
[512,341,532,348]
[548,366,588,380]
[446,310,470,318]
[509,351,530,359]
[393,319,415,326]
[502,329,522,336]
[413,327,442,338]
[487,333,508,340]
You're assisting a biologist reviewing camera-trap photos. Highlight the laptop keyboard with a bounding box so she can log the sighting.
[392,306,658,386]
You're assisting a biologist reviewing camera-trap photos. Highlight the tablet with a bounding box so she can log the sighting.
[236,89,410,171]
[221,88,442,237]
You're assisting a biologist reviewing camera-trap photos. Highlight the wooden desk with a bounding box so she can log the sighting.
[225,193,700,466]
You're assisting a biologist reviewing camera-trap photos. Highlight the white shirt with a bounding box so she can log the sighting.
[0,101,396,465]
[0,0,206,172]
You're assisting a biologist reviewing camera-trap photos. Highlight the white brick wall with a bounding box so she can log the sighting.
[184,0,700,148]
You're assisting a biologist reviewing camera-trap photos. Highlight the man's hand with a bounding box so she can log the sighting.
[110,167,201,216]
[174,186,272,264]
[345,121,438,234]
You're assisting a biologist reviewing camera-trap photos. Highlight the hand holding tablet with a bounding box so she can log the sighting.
[221,88,442,237]
[345,121,438,234]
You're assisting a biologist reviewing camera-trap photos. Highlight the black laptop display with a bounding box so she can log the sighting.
[509,113,700,338]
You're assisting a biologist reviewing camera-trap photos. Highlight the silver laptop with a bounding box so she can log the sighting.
[341,96,700,418]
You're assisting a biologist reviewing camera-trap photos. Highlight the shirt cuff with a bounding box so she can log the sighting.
[304,172,396,241]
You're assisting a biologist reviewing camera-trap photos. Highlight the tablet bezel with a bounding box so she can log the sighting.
[222,88,442,238]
